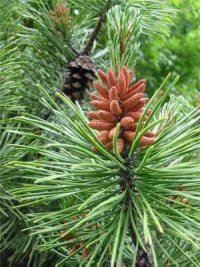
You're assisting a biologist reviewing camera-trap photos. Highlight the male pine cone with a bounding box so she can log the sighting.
[88,66,155,153]
[50,3,72,29]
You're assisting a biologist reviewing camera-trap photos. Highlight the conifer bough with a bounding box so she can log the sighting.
[88,66,155,153]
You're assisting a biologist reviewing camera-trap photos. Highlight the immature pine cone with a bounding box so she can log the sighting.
[88,66,155,153]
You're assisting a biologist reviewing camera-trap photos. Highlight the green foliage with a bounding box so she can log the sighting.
[107,5,141,72]
[0,0,199,266]
[129,0,175,35]
[137,0,200,104]
[0,0,24,41]
[0,44,25,117]
[8,84,200,266]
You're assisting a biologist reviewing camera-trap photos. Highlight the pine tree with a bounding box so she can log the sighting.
[0,1,200,267]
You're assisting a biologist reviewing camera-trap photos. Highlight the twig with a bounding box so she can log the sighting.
[83,4,108,55]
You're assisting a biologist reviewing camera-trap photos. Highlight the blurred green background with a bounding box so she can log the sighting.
[137,0,200,105]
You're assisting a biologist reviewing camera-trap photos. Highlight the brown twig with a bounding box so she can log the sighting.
[83,4,108,55]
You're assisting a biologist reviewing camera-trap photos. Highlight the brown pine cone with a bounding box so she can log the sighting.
[62,54,96,101]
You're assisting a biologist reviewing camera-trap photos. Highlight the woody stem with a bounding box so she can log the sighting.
[83,4,108,55]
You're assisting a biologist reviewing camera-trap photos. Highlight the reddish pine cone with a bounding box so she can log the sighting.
[88,66,155,153]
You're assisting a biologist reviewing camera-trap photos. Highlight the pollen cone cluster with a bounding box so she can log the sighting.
[50,3,72,29]
[88,66,155,153]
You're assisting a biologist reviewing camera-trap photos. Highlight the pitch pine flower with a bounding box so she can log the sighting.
[50,3,72,28]
[88,66,155,153]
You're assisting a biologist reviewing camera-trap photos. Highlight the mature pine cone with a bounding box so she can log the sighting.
[62,54,96,101]
[88,66,155,153]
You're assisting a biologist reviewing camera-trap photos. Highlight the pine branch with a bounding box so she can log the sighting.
[107,5,142,72]
[130,0,176,36]
[2,1,199,266]
[9,86,200,266]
